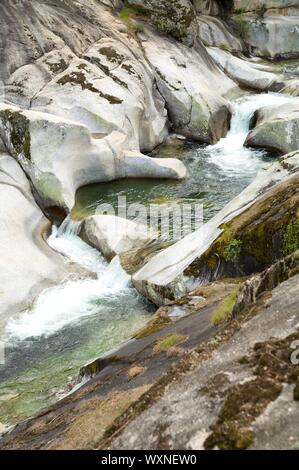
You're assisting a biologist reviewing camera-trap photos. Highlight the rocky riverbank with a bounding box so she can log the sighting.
[0,0,299,450]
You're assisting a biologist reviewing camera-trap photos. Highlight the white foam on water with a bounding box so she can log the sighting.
[5,93,293,342]
[207,93,292,174]
[6,220,131,341]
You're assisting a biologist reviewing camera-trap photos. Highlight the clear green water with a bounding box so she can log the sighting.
[72,140,274,223]
[0,290,154,425]
[0,93,280,428]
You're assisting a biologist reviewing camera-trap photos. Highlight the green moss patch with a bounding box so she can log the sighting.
[58,69,122,104]
[0,109,31,159]
[211,290,239,326]
[283,220,299,256]
[205,331,299,450]
[186,174,299,281]
[153,334,187,354]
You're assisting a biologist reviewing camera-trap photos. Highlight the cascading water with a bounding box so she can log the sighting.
[6,218,132,340]
[0,219,153,424]
[207,93,292,173]
[0,91,294,426]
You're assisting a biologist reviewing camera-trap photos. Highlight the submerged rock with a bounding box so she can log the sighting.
[245,98,299,154]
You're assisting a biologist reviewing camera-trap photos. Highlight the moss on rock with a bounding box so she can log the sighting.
[186,174,299,282]
[0,109,31,159]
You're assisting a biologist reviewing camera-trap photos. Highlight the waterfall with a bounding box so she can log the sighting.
[6,218,132,340]
[207,92,292,173]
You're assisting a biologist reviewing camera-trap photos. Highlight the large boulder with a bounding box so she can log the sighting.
[81,215,157,261]
[0,0,121,85]
[132,151,299,305]
[197,16,244,52]
[0,153,67,320]
[208,47,285,91]
[127,0,196,41]
[232,1,299,60]
[141,28,235,144]
[31,36,168,153]
[233,1,299,12]
[0,104,186,212]
[245,99,299,154]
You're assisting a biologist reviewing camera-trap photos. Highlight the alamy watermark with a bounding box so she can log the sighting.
[95,196,204,242]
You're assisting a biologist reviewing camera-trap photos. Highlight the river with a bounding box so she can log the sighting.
[0,91,292,428]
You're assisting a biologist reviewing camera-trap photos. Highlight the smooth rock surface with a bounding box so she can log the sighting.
[245,99,299,154]
[0,104,186,212]
[0,153,67,320]
[141,28,235,144]
[81,215,157,261]
[208,47,284,91]
[112,272,299,450]
[132,151,299,305]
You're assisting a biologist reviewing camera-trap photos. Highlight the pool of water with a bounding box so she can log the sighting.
[0,92,292,428]
[72,93,289,226]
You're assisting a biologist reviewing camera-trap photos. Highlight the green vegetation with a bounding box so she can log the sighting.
[119,6,135,22]
[58,69,122,104]
[256,3,267,20]
[153,334,187,354]
[219,43,229,51]
[119,6,145,35]
[234,10,249,39]
[0,109,31,159]
[283,220,299,256]
[223,239,243,263]
[211,290,239,326]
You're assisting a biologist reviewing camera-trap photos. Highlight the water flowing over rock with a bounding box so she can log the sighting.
[0,0,299,450]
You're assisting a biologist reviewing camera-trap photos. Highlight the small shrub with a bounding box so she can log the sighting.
[234,10,249,39]
[223,239,243,263]
[119,7,135,21]
[283,220,299,256]
[256,4,267,19]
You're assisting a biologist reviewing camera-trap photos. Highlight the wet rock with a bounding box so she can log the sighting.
[245,98,299,154]
[132,151,299,305]
[81,215,157,261]
[0,104,186,212]
[208,47,284,91]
